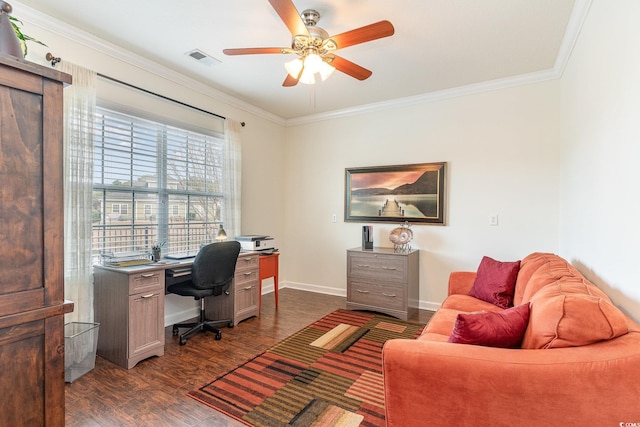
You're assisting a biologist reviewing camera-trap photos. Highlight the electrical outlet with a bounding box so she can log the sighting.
[489,214,499,226]
[332,213,337,223]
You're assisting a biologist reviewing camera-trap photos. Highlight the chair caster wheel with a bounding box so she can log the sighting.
[179,337,187,346]
[215,332,222,340]
[172,326,179,336]
[228,322,234,328]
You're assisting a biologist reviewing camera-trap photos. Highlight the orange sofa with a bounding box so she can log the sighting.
[382,253,640,426]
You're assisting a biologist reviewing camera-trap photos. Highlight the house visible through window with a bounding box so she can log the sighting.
[92,107,226,261]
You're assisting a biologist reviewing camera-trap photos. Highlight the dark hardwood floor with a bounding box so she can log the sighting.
[65,288,433,426]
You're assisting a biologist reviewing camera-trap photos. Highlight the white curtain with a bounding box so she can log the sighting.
[60,62,96,323]
[224,119,242,238]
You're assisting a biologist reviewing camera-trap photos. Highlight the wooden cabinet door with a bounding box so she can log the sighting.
[235,283,259,320]
[0,57,71,426]
[128,291,164,360]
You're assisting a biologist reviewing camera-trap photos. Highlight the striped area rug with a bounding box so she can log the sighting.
[189,309,425,427]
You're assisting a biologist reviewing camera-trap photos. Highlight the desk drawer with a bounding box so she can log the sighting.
[236,254,260,272]
[235,268,258,286]
[129,271,164,295]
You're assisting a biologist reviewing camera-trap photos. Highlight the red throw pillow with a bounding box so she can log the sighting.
[448,303,531,348]
[469,256,521,308]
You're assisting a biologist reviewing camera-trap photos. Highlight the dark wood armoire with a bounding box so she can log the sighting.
[0,55,73,426]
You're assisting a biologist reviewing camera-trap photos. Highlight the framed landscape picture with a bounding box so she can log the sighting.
[344,162,446,224]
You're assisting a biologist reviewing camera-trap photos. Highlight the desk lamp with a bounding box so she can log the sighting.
[216,224,227,241]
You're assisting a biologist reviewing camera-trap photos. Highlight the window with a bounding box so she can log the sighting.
[92,107,225,260]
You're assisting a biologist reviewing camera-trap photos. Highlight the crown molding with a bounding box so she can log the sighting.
[285,0,593,127]
[285,69,560,126]
[14,0,592,128]
[13,1,287,127]
[553,0,593,76]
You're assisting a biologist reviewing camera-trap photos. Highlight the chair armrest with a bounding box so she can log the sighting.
[447,271,476,296]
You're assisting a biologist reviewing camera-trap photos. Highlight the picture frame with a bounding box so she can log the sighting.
[344,162,447,224]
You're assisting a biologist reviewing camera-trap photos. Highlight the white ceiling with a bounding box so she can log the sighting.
[17,0,583,122]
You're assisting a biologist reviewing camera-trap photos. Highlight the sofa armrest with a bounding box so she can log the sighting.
[383,336,640,426]
[448,271,476,296]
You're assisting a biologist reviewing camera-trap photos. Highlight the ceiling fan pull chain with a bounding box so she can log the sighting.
[308,83,317,109]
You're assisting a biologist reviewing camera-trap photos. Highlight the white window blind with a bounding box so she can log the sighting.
[92,107,225,260]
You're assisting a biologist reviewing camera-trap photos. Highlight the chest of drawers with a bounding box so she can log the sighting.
[346,248,419,320]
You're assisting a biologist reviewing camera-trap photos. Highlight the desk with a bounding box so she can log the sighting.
[259,252,280,311]
[93,252,259,369]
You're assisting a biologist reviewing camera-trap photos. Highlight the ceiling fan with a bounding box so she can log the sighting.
[223,0,395,86]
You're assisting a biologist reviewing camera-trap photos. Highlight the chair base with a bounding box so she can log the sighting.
[172,299,234,345]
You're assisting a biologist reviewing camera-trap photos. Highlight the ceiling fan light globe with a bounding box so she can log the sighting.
[283,51,336,85]
[303,53,323,72]
[285,58,303,78]
[318,60,335,81]
[299,67,316,85]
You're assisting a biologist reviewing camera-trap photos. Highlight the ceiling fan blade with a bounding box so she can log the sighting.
[283,74,299,87]
[330,55,373,81]
[268,0,310,37]
[330,20,395,50]
[223,47,285,55]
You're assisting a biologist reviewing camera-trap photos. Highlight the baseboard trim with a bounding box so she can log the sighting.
[164,307,199,328]
[283,281,347,297]
[165,282,441,326]
[281,281,441,312]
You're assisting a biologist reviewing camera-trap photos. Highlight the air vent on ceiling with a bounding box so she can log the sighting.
[185,49,221,66]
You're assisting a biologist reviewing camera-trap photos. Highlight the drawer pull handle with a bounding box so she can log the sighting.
[243,286,252,290]
[244,272,253,276]
[383,293,397,298]
[141,293,155,298]
[357,264,370,268]
[140,273,155,278]
[244,258,255,262]
[356,289,370,294]
[382,267,397,271]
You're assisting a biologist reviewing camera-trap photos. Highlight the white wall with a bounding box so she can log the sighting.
[559,0,640,321]
[283,82,561,307]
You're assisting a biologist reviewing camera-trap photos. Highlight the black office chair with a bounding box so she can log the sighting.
[167,240,241,345]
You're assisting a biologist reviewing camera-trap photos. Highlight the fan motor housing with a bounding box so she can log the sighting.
[301,9,320,26]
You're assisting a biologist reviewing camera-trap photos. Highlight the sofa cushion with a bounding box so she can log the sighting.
[417,332,450,342]
[512,252,553,306]
[447,303,531,348]
[512,253,583,306]
[520,258,584,305]
[424,307,462,337]
[521,279,629,349]
[441,294,505,313]
[469,256,521,308]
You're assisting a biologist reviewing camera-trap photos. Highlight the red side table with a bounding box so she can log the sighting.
[259,252,279,312]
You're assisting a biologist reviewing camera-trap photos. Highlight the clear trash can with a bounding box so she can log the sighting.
[64,322,100,383]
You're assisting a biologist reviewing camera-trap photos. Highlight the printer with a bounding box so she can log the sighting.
[235,235,277,252]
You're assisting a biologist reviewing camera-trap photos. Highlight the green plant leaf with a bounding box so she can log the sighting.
[8,15,46,56]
